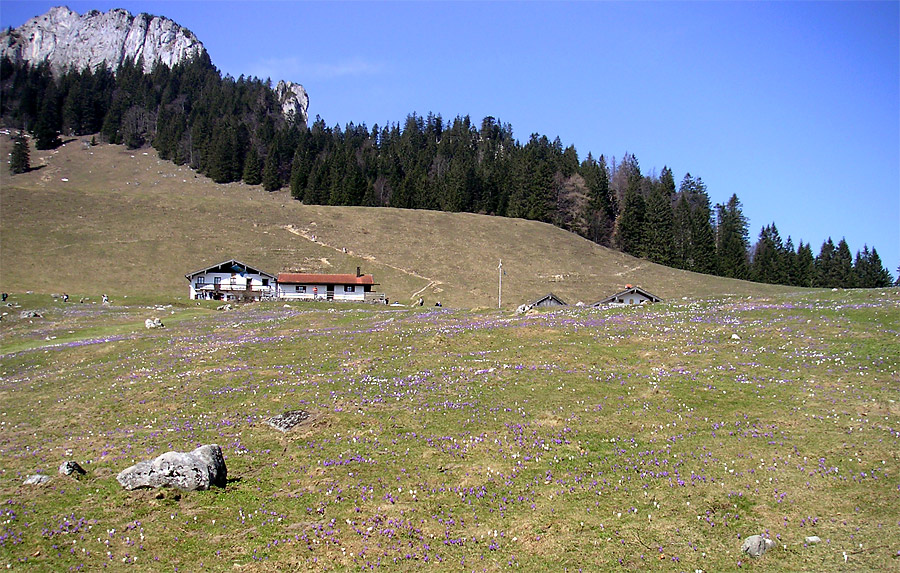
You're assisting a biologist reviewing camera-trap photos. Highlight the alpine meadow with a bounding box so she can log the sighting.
[1,4,899,573]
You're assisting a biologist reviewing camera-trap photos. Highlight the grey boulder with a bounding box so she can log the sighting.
[117,444,226,491]
[741,534,776,558]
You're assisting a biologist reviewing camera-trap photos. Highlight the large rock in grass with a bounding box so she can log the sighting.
[117,444,226,491]
[741,534,776,558]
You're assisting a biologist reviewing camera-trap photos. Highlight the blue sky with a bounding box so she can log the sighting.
[3,1,898,277]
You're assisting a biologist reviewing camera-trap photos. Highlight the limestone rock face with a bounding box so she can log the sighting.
[275,80,310,126]
[0,6,204,74]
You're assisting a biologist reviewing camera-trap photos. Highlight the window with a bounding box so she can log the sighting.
[214,276,222,285]
[262,279,269,286]
[196,276,205,285]
[295,285,306,293]
[344,285,355,292]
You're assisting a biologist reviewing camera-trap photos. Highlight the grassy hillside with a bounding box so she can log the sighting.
[0,135,790,308]
[0,288,897,571]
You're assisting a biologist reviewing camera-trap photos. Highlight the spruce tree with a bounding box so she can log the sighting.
[9,131,30,174]
[869,248,893,287]
[242,147,262,185]
[852,245,892,288]
[262,146,282,191]
[615,187,646,256]
[716,194,750,279]
[814,238,837,287]
[33,84,62,149]
[834,238,854,288]
[751,223,787,284]
[643,185,675,265]
[794,241,815,287]
[673,194,692,269]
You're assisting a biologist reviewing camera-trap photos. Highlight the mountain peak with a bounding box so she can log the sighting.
[2,6,203,73]
[1,6,308,124]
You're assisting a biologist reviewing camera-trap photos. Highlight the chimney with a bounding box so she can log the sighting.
[357,266,362,277]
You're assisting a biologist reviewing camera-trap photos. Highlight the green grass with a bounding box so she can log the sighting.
[0,288,897,571]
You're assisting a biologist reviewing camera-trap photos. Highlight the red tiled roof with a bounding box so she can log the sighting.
[277,273,374,285]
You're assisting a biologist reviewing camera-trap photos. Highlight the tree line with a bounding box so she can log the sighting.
[2,54,894,288]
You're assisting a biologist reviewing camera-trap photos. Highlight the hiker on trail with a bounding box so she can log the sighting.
[63,293,69,302]
[1,293,7,302]
[102,294,109,304]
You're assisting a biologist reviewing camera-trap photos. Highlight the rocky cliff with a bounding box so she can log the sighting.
[1,6,308,124]
[1,6,202,73]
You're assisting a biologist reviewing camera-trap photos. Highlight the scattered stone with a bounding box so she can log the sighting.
[144,317,164,329]
[266,409,310,432]
[730,333,741,340]
[216,304,232,311]
[741,534,776,558]
[116,444,227,491]
[805,536,821,544]
[20,310,41,318]
[24,474,52,485]
[59,460,87,476]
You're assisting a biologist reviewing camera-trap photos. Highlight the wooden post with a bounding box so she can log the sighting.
[498,259,503,309]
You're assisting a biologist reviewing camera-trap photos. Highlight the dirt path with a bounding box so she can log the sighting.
[280,224,444,292]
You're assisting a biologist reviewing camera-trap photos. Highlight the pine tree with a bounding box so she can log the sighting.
[33,84,62,149]
[794,241,815,287]
[615,187,646,256]
[242,147,262,185]
[262,146,282,191]
[814,238,837,287]
[751,223,787,284]
[642,185,675,265]
[716,194,750,279]
[868,248,893,287]
[852,245,892,288]
[673,193,692,269]
[834,238,854,288]
[9,131,30,174]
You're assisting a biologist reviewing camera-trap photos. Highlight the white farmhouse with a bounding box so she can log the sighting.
[276,271,376,302]
[185,259,276,301]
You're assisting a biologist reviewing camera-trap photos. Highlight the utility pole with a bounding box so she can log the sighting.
[498,259,503,309]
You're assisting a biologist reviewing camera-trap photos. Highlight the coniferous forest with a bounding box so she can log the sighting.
[1,54,894,288]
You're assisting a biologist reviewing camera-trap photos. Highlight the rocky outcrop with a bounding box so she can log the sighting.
[1,7,309,125]
[275,80,310,126]
[0,6,203,74]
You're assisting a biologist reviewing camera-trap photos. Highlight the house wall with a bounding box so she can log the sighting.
[188,272,275,300]
[276,284,366,301]
[614,294,651,305]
